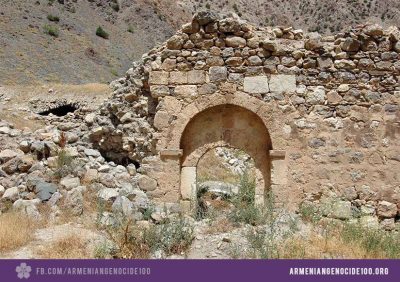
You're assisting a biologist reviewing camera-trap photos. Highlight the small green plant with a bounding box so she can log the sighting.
[142,206,155,221]
[233,3,239,13]
[110,1,120,12]
[54,147,79,179]
[57,149,73,168]
[299,202,321,223]
[229,172,266,225]
[93,240,114,258]
[246,227,280,258]
[47,14,60,22]
[43,24,59,37]
[103,216,194,258]
[110,69,118,76]
[146,217,194,256]
[127,25,134,33]
[96,26,109,39]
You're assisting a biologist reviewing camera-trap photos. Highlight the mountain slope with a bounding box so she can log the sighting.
[0,0,399,85]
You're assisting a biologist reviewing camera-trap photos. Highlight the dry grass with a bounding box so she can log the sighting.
[0,212,39,253]
[197,149,240,184]
[206,217,235,235]
[280,232,368,259]
[269,224,399,259]
[36,235,89,259]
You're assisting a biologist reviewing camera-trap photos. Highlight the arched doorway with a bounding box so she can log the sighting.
[179,104,272,210]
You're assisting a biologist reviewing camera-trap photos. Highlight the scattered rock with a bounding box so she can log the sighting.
[60,176,80,190]
[138,175,157,191]
[98,188,119,201]
[65,187,84,216]
[377,201,397,218]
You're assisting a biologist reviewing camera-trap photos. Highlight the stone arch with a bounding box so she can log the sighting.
[178,102,272,209]
[165,91,274,150]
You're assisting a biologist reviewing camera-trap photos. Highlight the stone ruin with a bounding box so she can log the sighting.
[85,11,400,228]
[1,11,400,230]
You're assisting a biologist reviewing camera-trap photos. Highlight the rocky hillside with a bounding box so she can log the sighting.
[1,0,400,85]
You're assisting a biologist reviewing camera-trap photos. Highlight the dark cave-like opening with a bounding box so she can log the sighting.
[99,151,141,169]
[38,104,79,117]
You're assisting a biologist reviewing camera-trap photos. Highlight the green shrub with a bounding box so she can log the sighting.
[299,202,321,223]
[96,26,109,39]
[53,149,76,179]
[43,25,59,37]
[127,25,134,33]
[110,69,118,76]
[47,14,60,22]
[103,216,194,258]
[145,218,194,256]
[229,172,266,225]
[111,2,120,12]
[246,227,279,258]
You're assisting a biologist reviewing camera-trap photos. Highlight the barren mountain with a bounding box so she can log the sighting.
[0,0,399,85]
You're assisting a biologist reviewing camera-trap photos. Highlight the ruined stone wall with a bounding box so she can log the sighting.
[90,12,400,229]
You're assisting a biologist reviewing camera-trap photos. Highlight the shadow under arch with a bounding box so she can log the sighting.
[179,104,272,207]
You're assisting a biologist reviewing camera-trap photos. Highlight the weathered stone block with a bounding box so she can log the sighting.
[174,85,198,98]
[269,74,296,94]
[359,216,379,229]
[187,70,206,84]
[306,86,326,104]
[243,76,269,94]
[169,71,188,84]
[271,159,287,185]
[150,85,170,98]
[209,66,227,82]
[225,36,246,48]
[149,71,169,85]
[198,83,217,95]
[154,111,171,130]
[180,167,196,200]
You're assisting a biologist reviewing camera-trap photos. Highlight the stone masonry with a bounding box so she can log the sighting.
[0,11,400,230]
[86,11,400,229]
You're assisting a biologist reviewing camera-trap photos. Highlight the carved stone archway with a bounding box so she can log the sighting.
[157,92,287,211]
[179,103,272,210]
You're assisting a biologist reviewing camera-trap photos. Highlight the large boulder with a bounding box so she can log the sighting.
[138,175,157,191]
[0,149,22,163]
[2,155,34,174]
[193,11,219,26]
[341,38,361,52]
[377,201,397,218]
[60,176,80,190]
[198,181,239,197]
[2,187,19,201]
[13,199,41,219]
[112,196,142,221]
[330,201,352,220]
[35,181,58,201]
[98,188,119,201]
